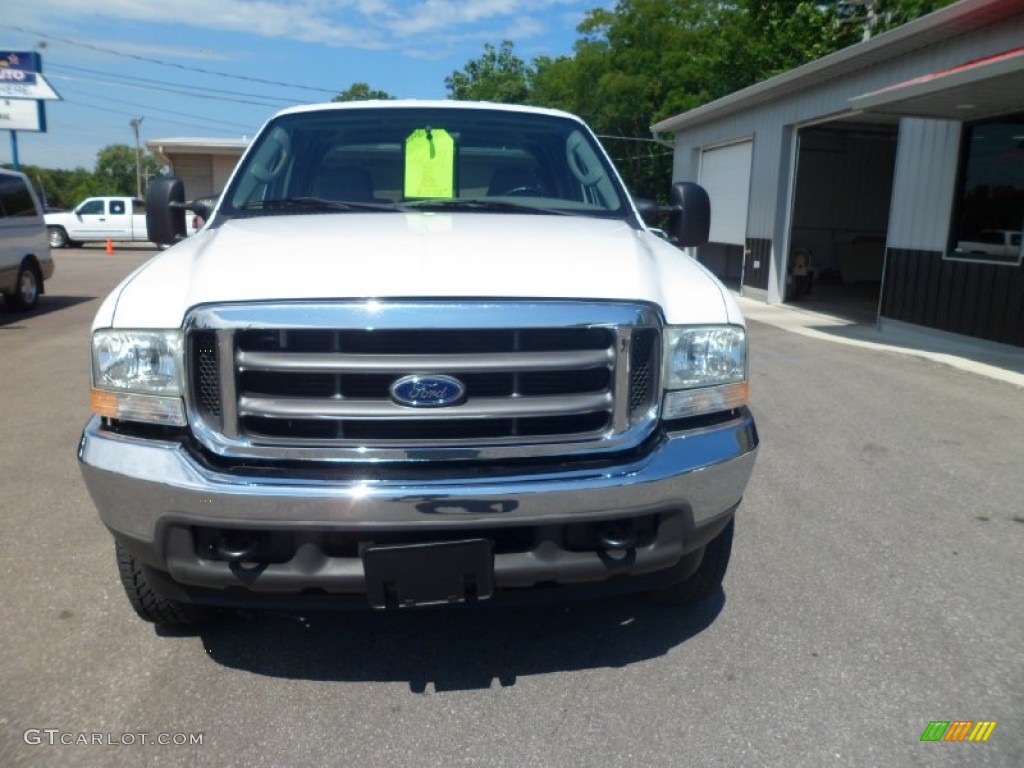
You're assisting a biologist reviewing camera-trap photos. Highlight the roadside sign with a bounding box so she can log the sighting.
[0,51,60,100]
[1,51,57,170]
[0,51,42,72]
[0,75,60,100]
[0,98,46,132]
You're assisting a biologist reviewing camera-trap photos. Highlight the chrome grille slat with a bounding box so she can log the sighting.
[237,427,611,448]
[236,348,613,373]
[184,301,662,462]
[216,329,239,439]
[238,392,613,420]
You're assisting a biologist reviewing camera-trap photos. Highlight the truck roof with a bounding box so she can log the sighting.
[273,99,585,123]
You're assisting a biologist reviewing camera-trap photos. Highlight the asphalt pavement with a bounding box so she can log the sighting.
[1,246,1021,767]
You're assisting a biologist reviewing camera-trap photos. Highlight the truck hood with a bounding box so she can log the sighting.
[105,213,738,328]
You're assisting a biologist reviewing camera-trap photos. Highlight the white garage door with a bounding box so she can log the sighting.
[699,140,753,246]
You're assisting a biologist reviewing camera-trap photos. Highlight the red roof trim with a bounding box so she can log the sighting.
[866,47,1024,96]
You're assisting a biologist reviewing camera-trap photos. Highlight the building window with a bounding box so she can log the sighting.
[948,112,1024,266]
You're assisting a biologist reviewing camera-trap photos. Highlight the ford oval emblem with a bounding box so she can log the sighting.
[390,375,466,408]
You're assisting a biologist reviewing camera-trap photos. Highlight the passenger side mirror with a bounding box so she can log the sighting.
[669,182,710,247]
[633,197,663,227]
[146,177,188,245]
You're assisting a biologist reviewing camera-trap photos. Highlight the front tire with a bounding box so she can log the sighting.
[649,518,734,605]
[48,226,69,249]
[115,543,213,626]
[6,261,41,310]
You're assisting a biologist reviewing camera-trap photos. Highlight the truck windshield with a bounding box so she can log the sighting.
[222,106,631,220]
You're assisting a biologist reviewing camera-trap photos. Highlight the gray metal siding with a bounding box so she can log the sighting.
[887,118,961,252]
[668,12,1024,285]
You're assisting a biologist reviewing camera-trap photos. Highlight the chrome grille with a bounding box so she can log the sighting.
[233,327,615,442]
[185,301,661,461]
[192,331,221,419]
[629,329,657,417]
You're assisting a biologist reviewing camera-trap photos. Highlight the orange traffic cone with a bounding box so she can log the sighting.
[105,238,114,255]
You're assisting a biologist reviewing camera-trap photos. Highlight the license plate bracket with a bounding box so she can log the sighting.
[362,539,494,609]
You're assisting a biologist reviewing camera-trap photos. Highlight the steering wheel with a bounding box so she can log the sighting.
[502,186,544,197]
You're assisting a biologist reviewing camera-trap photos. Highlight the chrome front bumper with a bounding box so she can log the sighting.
[78,411,758,596]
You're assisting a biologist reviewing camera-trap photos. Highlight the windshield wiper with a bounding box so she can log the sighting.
[239,197,404,213]
[404,198,578,216]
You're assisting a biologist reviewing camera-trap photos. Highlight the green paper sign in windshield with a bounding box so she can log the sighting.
[404,128,455,199]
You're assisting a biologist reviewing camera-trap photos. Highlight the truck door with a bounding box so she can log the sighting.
[130,199,148,240]
[70,198,108,238]
[105,199,134,239]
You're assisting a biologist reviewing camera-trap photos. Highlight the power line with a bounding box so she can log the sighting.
[47,72,289,109]
[49,63,302,107]
[56,84,258,132]
[598,135,665,143]
[60,95,249,136]
[609,152,674,163]
[3,24,340,95]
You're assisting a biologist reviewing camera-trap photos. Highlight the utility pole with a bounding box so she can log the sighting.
[839,0,882,41]
[129,117,144,198]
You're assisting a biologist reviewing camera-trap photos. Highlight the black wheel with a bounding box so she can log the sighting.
[115,543,213,626]
[48,226,69,249]
[7,261,41,310]
[649,518,734,605]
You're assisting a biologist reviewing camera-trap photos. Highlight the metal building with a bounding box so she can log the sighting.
[145,138,249,202]
[652,0,1024,348]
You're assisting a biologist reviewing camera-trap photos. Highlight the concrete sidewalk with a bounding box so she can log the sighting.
[735,294,1024,389]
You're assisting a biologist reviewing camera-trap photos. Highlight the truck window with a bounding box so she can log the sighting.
[110,200,126,215]
[78,200,105,216]
[225,107,629,219]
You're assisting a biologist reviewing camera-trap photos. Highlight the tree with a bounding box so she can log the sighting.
[838,0,957,39]
[445,40,532,103]
[93,144,161,197]
[332,82,394,101]
[2,164,101,209]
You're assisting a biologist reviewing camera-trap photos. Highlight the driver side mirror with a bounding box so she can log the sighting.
[146,177,188,245]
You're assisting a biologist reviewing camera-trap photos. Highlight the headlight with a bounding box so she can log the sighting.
[662,326,748,419]
[91,330,186,426]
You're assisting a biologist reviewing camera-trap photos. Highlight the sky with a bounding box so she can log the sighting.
[0,0,613,170]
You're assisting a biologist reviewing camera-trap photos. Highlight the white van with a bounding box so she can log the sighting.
[0,169,54,310]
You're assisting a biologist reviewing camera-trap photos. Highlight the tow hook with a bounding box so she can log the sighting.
[596,521,637,551]
[211,533,258,563]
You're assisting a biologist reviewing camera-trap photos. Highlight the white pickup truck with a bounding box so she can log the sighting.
[78,101,759,625]
[45,196,148,248]
[954,229,1022,263]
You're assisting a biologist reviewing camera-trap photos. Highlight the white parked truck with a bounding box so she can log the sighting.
[78,101,759,625]
[45,196,148,248]
[954,229,1022,262]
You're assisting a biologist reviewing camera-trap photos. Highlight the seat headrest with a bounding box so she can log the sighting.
[315,165,375,202]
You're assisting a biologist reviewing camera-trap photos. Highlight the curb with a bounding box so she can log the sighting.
[735,295,1024,389]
